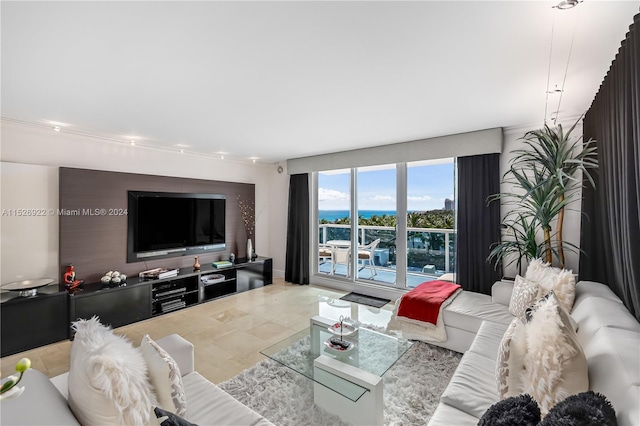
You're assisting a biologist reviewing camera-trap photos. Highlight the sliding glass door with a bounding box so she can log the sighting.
[356,165,397,283]
[406,159,456,288]
[318,169,351,277]
[316,159,456,289]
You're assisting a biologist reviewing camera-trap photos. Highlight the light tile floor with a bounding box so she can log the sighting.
[1,278,396,384]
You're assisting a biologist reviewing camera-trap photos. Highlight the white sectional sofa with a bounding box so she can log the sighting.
[1,334,274,426]
[428,280,640,426]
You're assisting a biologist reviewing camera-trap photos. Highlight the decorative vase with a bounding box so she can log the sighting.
[247,239,253,261]
[193,256,201,270]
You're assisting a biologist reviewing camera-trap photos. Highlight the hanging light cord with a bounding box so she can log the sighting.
[554,7,581,123]
[544,9,557,125]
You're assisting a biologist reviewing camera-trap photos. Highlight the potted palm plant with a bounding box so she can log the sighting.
[488,117,598,272]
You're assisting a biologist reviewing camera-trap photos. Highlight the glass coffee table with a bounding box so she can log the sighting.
[261,315,413,426]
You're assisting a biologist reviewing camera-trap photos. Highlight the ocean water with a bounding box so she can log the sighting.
[319,210,396,221]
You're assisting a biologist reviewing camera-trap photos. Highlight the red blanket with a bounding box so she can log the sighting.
[397,280,461,325]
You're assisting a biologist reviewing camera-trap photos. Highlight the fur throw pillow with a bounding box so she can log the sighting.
[478,393,541,426]
[68,317,157,425]
[522,293,588,415]
[525,258,576,312]
[541,391,618,426]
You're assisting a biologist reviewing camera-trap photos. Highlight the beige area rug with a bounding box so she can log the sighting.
[219,337,461,426]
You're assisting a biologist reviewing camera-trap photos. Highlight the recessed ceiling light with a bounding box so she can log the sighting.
[179,149,185,154]
[52,126,61,132]
[130,140,136,146]
[220,155,224,160]
[553,0,581,10]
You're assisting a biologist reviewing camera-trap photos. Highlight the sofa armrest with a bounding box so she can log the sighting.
[491,280,514,306]
[156,334,195,375]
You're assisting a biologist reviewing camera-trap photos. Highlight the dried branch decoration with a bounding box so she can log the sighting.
[237,195,255,238]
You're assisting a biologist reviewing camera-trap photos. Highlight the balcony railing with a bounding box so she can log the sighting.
[318,224,456,283]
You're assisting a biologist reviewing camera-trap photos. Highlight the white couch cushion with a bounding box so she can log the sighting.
[583,327,640,424]
[467,320,508,360]
[427,402,479,425]
[617,386,640,426]
[573,280,623,308]
[182,371,274,426]
[68,317,157,426]
[440,351,498,418]
[572,296,640,345]
[140,335,187,416]
[443,291,513,334]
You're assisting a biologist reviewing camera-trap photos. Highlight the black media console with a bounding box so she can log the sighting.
[1,257,272,355]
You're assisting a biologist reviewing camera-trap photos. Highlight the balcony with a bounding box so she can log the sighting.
[318,224,456,288]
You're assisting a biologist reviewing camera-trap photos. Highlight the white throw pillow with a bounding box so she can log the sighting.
[522,293,589,415]
[525,258,576,312]
[509,276,540,319]
[68,317,157,426]
[140,335,187,416]
[495,316,527,399]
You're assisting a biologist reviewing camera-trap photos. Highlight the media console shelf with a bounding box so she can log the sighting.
[68,257,272,333]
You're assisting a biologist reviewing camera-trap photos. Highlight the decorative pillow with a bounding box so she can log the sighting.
[153,406,197,426]
[496,317,528,399]
[540,391,618,426]
[525,258,576,312]
[509,275,540,319]
[478,393,541,426]
[68,317,157,425]
[141,335,187,416]
[521,292,589,415]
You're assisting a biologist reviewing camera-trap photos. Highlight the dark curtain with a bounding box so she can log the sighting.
[457,153,502,294]
[285,173,310,284]
[581,13,639,320]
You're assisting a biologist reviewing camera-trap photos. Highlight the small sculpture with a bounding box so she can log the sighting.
[193,256,201,271]
[101,271,127,287]
[63,264,84,292]
[229,253,236,263]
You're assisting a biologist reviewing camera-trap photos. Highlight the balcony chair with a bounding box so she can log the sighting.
[357,238,380,277]
[318,244,333,272]
[332,247,351,277]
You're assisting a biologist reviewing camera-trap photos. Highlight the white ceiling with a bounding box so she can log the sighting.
[2,1,638,164]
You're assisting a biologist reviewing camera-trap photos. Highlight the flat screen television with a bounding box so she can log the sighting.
[127,191,226,263]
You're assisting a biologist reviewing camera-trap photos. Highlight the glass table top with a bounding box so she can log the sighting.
[260,317,413,401]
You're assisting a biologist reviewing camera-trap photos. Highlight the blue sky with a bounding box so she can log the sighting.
[318,159,455,211]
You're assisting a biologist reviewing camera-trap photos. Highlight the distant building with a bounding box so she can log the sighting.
[444,198,454,210]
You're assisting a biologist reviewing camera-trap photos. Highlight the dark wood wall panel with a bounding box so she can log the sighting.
[59,168,254,284]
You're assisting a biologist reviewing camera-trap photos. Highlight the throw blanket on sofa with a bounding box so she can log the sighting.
[397,280,462,324]
[387,280,462,342]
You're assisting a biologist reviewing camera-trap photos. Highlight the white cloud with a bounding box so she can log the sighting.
[318,187,348,202]
[407,195,433,202]
[371,195,395,202]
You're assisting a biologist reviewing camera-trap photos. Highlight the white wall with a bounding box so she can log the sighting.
[0,162,60,283]
[0,120,289,284]
[500,121,584,277]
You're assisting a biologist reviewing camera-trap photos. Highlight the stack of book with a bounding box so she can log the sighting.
[212,261,233,268]
[139,268,179,280]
